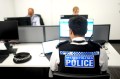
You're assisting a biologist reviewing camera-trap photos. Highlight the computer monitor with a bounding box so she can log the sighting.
[60,15,88,19]
[59,19,94,38]
[0,21,19,53]
[4,17,31,26]
[93,24,110,42]
[0,21,19,40]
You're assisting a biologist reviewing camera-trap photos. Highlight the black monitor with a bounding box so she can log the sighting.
[0,21,19,54]
[4,17,31,26]
[60,15,88,19]
[59,19,94,39]
[93,24,110,43]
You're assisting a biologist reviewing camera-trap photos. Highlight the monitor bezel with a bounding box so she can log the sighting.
[4,17,31,26]
[60,15,88,19]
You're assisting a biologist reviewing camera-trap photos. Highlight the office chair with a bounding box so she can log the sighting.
[35,14,44,25]
[53,72,110,79]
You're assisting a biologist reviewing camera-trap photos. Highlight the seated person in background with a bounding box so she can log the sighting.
[49,16,108,77]
[73,6,79,15]
[27,8,44,26]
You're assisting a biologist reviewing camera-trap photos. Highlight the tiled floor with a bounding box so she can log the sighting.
[108,43,120,79]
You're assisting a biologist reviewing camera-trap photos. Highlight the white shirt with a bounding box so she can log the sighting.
[50,37,108,72]
[28,15,40,26]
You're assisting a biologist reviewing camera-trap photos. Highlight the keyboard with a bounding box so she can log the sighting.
[45,52,52,60]
[0,50,9,63]
[94,40,106,45]
[0,50,9,55]
[0,54,9,63]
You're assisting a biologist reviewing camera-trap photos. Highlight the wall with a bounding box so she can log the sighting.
[0,0,15,21]
[14,0,52,25]
[13,0,120,40]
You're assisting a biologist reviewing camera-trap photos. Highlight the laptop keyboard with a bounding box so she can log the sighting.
[0,55,9,63]
[0,50,9,63]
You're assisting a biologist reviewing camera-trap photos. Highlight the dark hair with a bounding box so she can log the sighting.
[69,16,87,36]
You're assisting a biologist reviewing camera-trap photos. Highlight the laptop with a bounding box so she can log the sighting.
[42,40,60,60]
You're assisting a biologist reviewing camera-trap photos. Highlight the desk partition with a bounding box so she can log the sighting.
[18,26,44,43]
[93,24,110,42]
[18,25,59,43]
[44,25,59,42]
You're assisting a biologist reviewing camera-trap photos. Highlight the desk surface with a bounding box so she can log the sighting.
[105,43,120,67]
[0,42,120,67]
[0,43,50,67]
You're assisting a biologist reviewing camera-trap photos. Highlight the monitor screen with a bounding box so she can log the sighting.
[4,17,31,26]
[93,24,110,42]
[60,15,88,19]
[59,19,94,38]
[0,21,19,40]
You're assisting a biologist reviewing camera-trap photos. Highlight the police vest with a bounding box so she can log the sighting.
[58,41,101,74]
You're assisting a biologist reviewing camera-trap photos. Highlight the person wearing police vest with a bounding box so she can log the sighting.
[49,16,108,77]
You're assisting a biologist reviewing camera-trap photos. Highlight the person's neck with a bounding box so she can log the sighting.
[71,35,84,40]
[28,14,33,17]
[73,13,79,15]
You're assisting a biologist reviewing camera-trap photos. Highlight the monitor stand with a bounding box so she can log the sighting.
[4,41,17,55]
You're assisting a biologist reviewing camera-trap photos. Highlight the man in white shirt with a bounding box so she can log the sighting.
[49,16,108,77]
[27,8,40,26]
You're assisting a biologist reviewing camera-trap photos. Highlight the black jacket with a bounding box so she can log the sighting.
[58,41,101,74]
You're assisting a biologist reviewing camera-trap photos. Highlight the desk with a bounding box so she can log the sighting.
[0,42,120,78]
[105,43,120,67]
[0,43,50,67]
[0,43,50,78]
[0,42,120,67]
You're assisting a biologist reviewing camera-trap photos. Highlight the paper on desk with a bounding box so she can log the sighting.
[0,42,7,50]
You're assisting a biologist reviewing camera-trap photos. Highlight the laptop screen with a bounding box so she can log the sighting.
[42,40,59,54]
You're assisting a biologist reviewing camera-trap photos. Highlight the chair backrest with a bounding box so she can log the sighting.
[35,14,44,25]
[53,72,110,79]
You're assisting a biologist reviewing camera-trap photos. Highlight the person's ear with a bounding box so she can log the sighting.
[69,29,72,35]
